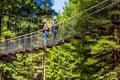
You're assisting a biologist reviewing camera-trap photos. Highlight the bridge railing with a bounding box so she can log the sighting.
[0,0,120,55]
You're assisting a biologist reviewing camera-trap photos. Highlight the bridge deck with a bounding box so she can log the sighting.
[0,19,120,61]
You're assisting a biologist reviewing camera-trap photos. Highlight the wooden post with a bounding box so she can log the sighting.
[114,25,119,66]
[114,25,119,44]
[0,0,2,41]
[0,69,3,80]
[0,1,3,78]
[43,47,46,80]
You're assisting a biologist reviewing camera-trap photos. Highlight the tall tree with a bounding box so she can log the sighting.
[0,0,55,79]
[0,0,55,39]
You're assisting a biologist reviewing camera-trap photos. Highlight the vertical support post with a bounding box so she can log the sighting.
[114,25,119,66]
[12,40,14,53]
[18,38,20,52]
[24,37,26,52]
[0,0,2,41]
[30,34,32,51]
[37,30,39,48]
[0,12,2,41]
[31,54,34,80]
[3,41,5,54]
[114,25,119,44]
[36,31,39,49]
[1,68,3,80]
[43,48,46,80]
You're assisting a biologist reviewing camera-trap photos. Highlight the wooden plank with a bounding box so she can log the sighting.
[47,44,53,48]
[64,37,75,42]
[56,40,65,45]
[90,28,101,33]
[1,54,17,61]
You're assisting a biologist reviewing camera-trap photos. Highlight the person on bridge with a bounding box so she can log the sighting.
[43,22,49,46]
[52,19,59,43]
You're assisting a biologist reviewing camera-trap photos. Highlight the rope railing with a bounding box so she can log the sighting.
[2,12,36,20]
[57,0,109,25]
[61,0,120,28]
[0,0,119,55]
[2,0,108,26]
[0,0,109,42]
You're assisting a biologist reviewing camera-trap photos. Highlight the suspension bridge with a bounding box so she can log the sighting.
[0,0,120,61]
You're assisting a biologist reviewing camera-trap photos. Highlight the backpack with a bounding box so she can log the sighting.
[52,22,58,32]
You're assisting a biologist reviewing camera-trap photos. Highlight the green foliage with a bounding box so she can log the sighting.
[0,0,120,80]
[91,36,120,54]
[46,44,76,80]
[0,51,43,80]
[1,0,54,39]
[45,34,119,79]
[93,72,118,80]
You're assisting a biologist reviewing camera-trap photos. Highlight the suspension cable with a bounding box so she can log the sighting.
[60,0,120,27]
[3,0,109,23]
[1,0,120,41]
[2,12,37,20]
[0,0,120,56]
[1,0,110,42]
[57,0,109,25]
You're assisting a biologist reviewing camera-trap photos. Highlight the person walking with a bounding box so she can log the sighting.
[43,22,49,46]
[52,19,59,43]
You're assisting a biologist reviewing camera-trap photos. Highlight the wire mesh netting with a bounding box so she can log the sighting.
[0,0,120,55]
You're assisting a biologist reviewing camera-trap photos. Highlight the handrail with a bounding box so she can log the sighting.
[0,0,109,42]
